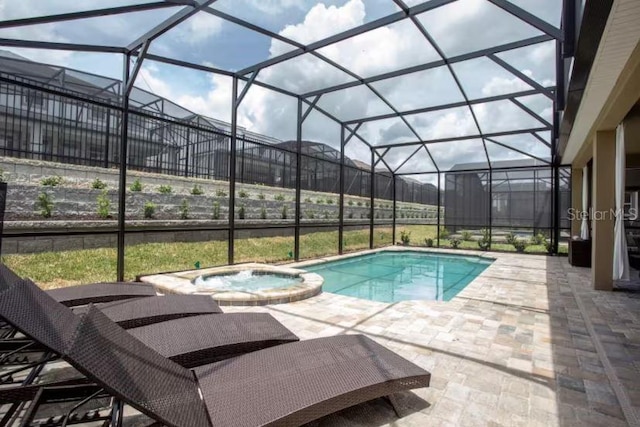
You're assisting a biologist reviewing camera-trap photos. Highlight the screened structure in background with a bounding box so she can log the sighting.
[0,0,575,280]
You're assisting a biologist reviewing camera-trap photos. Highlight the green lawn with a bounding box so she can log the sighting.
[3,224,566,289]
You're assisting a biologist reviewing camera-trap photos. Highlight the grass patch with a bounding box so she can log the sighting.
[3,224,566,289]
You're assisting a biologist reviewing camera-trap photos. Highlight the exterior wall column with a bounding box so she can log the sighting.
[571,167,583,237]
[591,130,616,291]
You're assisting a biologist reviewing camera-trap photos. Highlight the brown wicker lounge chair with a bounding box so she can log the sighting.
[0,279,298,370]
[1,262,157,306]
[2,302,430,427]
[1,264,222,329]
[73,294,223,329]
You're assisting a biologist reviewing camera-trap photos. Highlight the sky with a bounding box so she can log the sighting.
[0,0,561,183]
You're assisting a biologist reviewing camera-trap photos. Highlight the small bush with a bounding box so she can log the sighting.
[477,229,490,251]
[357,201,363,207]
[238,205,245,219]
[306,210,315,219]
[348,200,354,206]
[92,178,107,190]
[238,189,249,198]
[461,231,473,241]
[424,238,434,247]
[281,205,288,219]
[544,239,553,254]
[439,228,450,239]
[216,189,227,197]
[191,185,204,196]
[326,199,334,204]
[258,193,265,200]
[143,201,156,219]
[97,190,111,219]
[37,192,54,218]
[365,202,370,208]
[260,207,267,219]
[530,233,546,245]
[158,185,172,194]
[323,211,329,219]
[274,193,285,201]
[505,232,517,245]
[316,199,324,204]
[212,201,220,220]
[41,175,63,187]
[450,237,461,249]
[304,197,312,203]
[348,211,353,219]
[130,178,143,192]
[179,199,189,220]
[512,238,527,253]
[400,230,411,245]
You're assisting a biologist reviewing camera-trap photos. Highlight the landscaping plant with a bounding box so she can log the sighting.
[424,238,434,247]
[143,201,156,219]
[477,228,490,251]
[450,237,461,249]
[212,201,220,219]
[158,185,172,194]
[191,185,204,195]
[400,230,411,246]
[96,190,111,219]
[130,178,143,192]
[41,176,63,187]
[461,230,473,241]
[92,178,107,190]
[37,192,54,218]
[179,199,189,220]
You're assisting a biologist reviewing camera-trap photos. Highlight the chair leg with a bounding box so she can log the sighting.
[385,394,402,418]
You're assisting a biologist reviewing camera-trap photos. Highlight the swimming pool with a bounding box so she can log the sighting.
[303,251,493,303]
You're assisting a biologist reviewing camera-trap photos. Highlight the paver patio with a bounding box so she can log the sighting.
[222,249,640,427]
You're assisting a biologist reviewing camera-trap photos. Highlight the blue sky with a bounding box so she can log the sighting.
[0,0,561,179]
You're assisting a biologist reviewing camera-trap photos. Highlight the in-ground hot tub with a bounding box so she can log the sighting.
[139,263,323,306]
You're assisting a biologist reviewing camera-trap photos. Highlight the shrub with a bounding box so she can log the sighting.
[357,201,363,207]
[461,231,473,241]
[439,228,450,240]
[179,199,189,220]
[92,178,107,190]
[326,199,334,204]
[424,237,434,247]
[274,193,285,201]
[544,239,553,254]
[238,189,249,198]
[258,193,265,200]
[97,190,111,219]
[348,211,353,219]
[158,185,172,194]
[304,197,312,203]
[477,229,490,251]
[130,178,143,192]
[37,192,54,218]
[212,201,220,220]
[191,185,204,195]
[505,232,517,245]
[323,211,329,219]
[306,210,315,219]
[281,205,288,219]
[530,233,546,246]
[365,202,370,208]
[348,200,354,206]
[316,199,324,204]
[260,206,267,219]
[143,201,156,219]
[400,230,411,245]
[41,175,63,187]
[238,205,245,219]
[216,189,227,197]
[450,237,461,249]
[512,238,527,253]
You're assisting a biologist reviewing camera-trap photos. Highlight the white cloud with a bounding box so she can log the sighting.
[178,13,224,44]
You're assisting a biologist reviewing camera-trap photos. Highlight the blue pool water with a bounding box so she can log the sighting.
[304,251,493,302]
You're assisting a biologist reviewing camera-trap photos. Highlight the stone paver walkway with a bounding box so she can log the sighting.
[223,249,640,426]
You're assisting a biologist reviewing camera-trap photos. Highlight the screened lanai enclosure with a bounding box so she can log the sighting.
[0,0,573,281]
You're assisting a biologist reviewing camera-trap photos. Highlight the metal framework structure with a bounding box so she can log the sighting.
[0,0,574,280]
